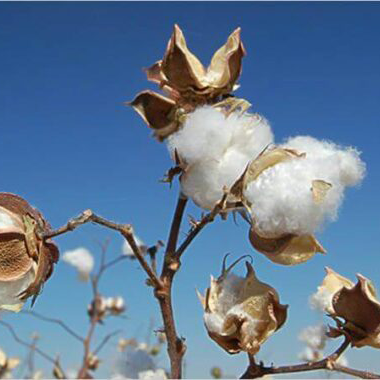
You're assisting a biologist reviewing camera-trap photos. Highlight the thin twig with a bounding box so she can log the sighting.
[240,338,380,379]
[175,191,228,260]
[93,330,121,355]
[44,210,162,289]
[0,320,66,377]
[22,310,84,343]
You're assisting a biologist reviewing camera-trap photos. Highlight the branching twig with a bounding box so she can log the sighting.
[0,320,66,378]
[44,210,162,289]
[22,310,84,343]
[93,330,121,355]
[240,338,380,379]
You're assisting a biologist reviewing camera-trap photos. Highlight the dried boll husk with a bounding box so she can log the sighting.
[0,193,59,311]
[130,25,246,141]
[314,268,380,349]
[198,258,287,355]
[230,147,327,265]
[157,25,245,99]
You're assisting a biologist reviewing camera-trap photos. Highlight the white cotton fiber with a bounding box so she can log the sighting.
[168,106,274,209]
[244,136,365,236]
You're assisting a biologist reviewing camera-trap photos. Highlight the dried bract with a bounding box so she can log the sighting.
[0,193,59,311]
[198,259,287,355]
[130,25,246,141]
[314,268,380,348]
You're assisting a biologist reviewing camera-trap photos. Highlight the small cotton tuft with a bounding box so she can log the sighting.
[244,136,365,236]
[62,247,94,281]
[168,106,274,209]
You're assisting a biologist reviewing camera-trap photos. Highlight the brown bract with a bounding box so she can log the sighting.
[198,260,287,355]
[130,24,245,141]
[318,269,380,349]
[0,193,59,309]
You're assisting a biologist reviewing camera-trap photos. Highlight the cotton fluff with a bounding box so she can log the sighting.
[122,236,146,257]
[244,136,365,236]
[298,325,327,350]
[298,325,327,363]
[114,346,156,379]
[204,274,245,335]
[167,106,274,210]
[0,266,36,312]
[62,247,94,281]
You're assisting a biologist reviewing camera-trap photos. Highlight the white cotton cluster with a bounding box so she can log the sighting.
[114,346,156,379]
[62,247,94,281]
[245,136,365,236]
[299,325,327,350]
[309,287,333,313]
[298,325,327,363]
[167,106,274,210]
[122,236,147,258]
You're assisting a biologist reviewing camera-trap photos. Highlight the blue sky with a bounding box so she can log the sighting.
[0,1,380,378]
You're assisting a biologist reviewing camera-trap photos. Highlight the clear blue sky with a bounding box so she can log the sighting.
[0,1,380,378]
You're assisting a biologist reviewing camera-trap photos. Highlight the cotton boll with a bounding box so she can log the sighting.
[245,158,344,235]
[245,136,365,236]
[62,247,94,281]
[170,106,274,210]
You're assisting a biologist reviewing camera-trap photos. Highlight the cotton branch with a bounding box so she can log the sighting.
[44,210,162,289]
[42,192,228,379]
[240,338,380,379]
[0,320,66,378]
[22,310,84,343]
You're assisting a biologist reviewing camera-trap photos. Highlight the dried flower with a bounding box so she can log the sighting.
[198,257,287,355]
[131,25,246,140]
[0,193,59,311]
[148,24,245,101]
[314,268,380,348]
[62,247,94,281]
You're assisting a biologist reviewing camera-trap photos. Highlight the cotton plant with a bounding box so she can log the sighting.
[0,23,376,380]
[132,24,365,267]
[62,247,94,281]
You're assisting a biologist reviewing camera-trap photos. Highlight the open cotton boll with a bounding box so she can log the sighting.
[245,137,365,236]
[62,247,94,281]
[169,106,274,210]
